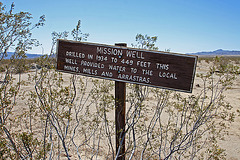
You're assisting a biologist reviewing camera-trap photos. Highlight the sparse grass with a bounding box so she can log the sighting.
[0,57,55,73]
[198,55,240,64]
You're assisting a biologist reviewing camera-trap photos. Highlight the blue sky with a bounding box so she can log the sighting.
[2,0,240,54]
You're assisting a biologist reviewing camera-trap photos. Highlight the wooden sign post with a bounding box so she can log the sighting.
[115,43,127,160]
[56,39,198,159]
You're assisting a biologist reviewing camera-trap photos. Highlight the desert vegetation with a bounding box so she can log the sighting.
[1,2,240,160]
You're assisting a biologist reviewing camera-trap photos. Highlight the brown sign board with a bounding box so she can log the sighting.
[57,39,197,93]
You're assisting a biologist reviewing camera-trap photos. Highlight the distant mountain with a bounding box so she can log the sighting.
[4,49,240,59]
[187,49,240,56]
[4,52,43,59]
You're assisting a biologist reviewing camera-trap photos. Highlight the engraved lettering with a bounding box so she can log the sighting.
[97,47,123,56]
[142,69,153,76]
[130,68,137,73]
[96,55,107,61]
[88,54,93,59]
[109,65,126,72]
[156,63,169,70]
[64,65,79,72]
[159,72,177,79]
[65,58,77,65]
[83,68,97,75]
[126,50,144,59]
[137,61,151,68]
[101,71,113,77]
[118,74,150,83]
[111,57,117,63]
[80,60,104,68]
[121,59,133,65]
[66,51,85,58]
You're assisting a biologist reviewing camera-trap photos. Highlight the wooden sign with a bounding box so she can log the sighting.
[57,39,197,93]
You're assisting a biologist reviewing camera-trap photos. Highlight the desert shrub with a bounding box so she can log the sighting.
[17,33,239,159]
[1,2,239,159]
[0,2,45,159]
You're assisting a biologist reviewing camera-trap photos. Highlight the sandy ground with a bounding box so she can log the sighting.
[193,60,240,160]
[2,58,240,159]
